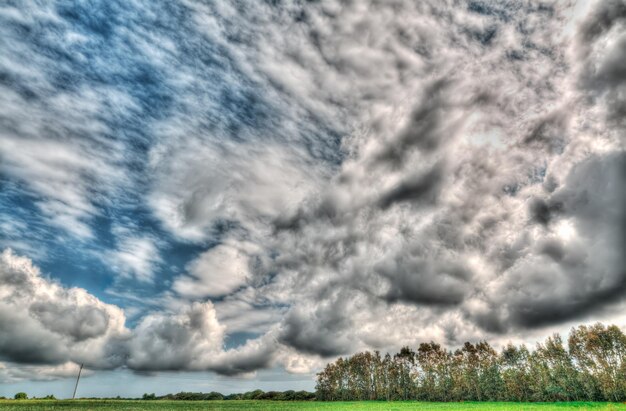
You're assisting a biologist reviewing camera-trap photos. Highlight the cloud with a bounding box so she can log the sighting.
[105,235,162,283]
[574,0,626,127]
[173,244,251,298]
[126,301,224,371]
[0,249,127,367]
[279,298,356,357]
[487,152,626,329]
[377,164,445,210]
[251,0,626,356]
[1,0,625,382]
[147,140,325,243]
[0,249,317,378]
[0,362,89,384]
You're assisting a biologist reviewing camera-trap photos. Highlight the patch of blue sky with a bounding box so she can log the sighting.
[224,331,262,351]
[0,178,53,258]
[0,179,114,299]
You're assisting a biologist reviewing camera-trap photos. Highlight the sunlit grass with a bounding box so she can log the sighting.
[1,400,626,411]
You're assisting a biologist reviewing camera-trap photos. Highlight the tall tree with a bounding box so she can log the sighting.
[569,324,626,401]
[315,323,625,402]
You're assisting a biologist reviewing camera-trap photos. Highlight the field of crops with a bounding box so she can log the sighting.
[1,401,626,411]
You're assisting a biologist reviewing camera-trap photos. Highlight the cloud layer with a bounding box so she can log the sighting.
[0,0,624,382]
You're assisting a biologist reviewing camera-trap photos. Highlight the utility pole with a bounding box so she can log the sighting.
[72,364,84,400]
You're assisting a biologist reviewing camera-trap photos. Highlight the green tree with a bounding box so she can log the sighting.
[314,323,625,402]
[569,323,626,401]
[529,334,582,401]
[14,392,27,400]
[417,342,451,401]
[501,344,532,401]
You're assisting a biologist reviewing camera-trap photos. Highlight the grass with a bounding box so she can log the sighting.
[1,401,626,411]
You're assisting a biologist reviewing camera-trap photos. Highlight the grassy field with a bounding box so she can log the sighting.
[1,401,626,411]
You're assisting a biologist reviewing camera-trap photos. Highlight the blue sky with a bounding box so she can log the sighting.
[1,0,625,398]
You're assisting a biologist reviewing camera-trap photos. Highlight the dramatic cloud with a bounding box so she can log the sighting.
[0,250,312,379]
[0,249,127,367]
[1,0,625,386]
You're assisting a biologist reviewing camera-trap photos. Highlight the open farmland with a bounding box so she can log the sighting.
[1,401,626,411]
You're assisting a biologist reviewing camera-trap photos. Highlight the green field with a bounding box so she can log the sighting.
[1,401,626,411]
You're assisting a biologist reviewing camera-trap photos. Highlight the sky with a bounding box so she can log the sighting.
[0,0,625,399]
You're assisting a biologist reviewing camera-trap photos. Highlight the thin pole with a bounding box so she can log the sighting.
[72,364,84,400]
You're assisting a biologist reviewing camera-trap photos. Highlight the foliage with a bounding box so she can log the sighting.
[13,393,27,400]
[154,390,314,401]
[316,323,626,402]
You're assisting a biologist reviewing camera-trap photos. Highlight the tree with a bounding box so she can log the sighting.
[501,344,532,401]
[395,347,418,400]
[314,323,626,402]
[417,342,451,401]
[474,341,503,401]
[14,393,28,400]
[530,334,582,401]
[569,324,626,401]
[242,389,265,400]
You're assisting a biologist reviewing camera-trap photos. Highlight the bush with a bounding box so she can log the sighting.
[14,393,28,400]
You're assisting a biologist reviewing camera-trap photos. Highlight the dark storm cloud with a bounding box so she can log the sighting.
[528,197,563,226]
[578,0,626,42]
[372,79,465,167]
[0,307,69,364]
[208,349,274,377]
[378,164,444,209]
[378,256,471,306]
[29,303,110,342]
[279,302,354,357]
[577,0,626,124]
[488,152,626,330]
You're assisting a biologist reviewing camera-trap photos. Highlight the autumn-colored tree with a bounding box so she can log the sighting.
[315,323,625,402]
[569,324,626,402]
[501,344,533,401]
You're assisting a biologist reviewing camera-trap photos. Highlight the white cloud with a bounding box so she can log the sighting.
[173,243,256,298]
[105,235,162,283]
[126,301,225,371]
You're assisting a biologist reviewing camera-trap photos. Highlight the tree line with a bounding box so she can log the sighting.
[5,390,316,402]
[145,390,315,401]
[315,323,626,402]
